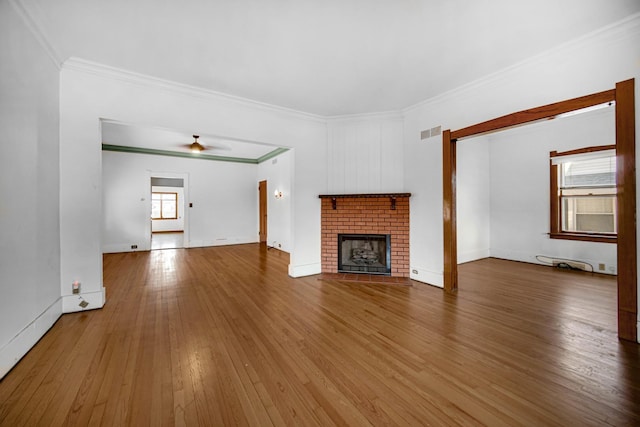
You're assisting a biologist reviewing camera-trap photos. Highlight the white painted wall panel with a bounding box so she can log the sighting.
[380,120,404,192]
[403,114,444,286]
[0,1,62,378]
[327,116,403,194]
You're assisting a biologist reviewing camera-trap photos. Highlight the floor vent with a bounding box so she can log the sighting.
[552,260,590,271]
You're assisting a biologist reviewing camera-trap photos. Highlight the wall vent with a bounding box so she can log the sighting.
[421,125,442,140]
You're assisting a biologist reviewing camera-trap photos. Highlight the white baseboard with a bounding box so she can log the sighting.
[0,297,63,379]
[188,236,259,248]
[62,288,106,313]
[102,243,149,253]
[288,262,321,277]
[409,266,443,288]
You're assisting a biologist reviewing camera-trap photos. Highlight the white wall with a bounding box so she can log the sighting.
[457,136,491,263]
[103,152,260,252]
[402,118,445,286]
[151,186,185,233]
[489,107,617,272]
[257,150,293,252]
[327,114,404,193]
[403,14,640,293]
[0,1,62,378]
[102,151,258,253]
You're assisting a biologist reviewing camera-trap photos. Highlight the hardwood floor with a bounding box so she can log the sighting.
[1,244,638,426]
[151,231,184,250]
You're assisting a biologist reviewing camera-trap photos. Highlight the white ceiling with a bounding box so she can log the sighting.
[25,0,640,116]
[101,121,280,160]
[19,0,640,157]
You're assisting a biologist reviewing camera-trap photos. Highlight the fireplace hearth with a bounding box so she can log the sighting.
[338,234,391,275]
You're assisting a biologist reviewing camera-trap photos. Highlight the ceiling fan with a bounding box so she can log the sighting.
[180,135,231,153]
[183,135,205,153]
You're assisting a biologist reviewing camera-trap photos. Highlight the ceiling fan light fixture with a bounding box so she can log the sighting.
[190,135,204,153]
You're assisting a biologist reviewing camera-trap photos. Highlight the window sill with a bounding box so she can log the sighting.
[549,232,617,244]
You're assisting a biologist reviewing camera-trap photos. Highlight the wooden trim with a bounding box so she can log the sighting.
[151,191,178,220]
[319,193,411,211]
[615,79,637,341]
[451,89,616,140]
[550,161,560,234]
[443,80,636,341]
[319,193,411,198]
[549,145,617,243]
[550,144,616,158]
[549,233,617,244]
[259,180,267,243]
[442,129,457,292]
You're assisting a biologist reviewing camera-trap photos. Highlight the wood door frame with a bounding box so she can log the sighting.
[259,180,267,243]
[442,79,637,341]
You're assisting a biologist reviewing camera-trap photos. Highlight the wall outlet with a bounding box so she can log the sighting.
[72,280,80,294]
[278,243,281,248]
[598,263,606,271]
[131,244,137,249]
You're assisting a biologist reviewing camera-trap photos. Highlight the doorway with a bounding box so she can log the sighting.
[442,79,637,341]
[150,174,189,250]
[259,180,267,243]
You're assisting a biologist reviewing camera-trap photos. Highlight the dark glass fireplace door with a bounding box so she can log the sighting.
[337,234,391,275]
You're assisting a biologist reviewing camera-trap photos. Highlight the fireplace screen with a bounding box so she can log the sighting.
[338,234,391,275]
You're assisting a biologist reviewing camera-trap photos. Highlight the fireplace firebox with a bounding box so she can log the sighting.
[338,234,391,275]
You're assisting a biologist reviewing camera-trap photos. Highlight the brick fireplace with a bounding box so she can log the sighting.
[319,193,411,277]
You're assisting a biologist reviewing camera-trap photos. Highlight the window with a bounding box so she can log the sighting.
[151,192,178,220]
[550,145,616,243]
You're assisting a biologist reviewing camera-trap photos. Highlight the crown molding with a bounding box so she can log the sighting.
[64,57,407,124]
[326,110,404,123]
[102,144,287,165]
[10,0,62,69]
[256,147,290,163]
[63,58,326,123]
[402,12,640,115]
